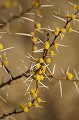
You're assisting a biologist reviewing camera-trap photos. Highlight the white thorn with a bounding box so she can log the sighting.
[21,17,34,22]
[0,96,7,103]
[73,68,79,80]
[0,47,15,52]
[39,82,49,89]
[59,80,62,98]
[26,79,33,91]
[72,29,79,34]
[66,66,70,74]
[44,63,53,76]
[68,1,73,5]
[44,73,51,81]
[52,64,56,75]
[53,15,66,22]
[14,33,32,37]
[41,4,54,7]
[74,82,79,95]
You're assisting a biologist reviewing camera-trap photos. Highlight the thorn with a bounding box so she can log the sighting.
[59,80,62,98]
[74,82,79,95]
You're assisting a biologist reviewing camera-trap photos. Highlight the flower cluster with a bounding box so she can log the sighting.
[3,0,18,8]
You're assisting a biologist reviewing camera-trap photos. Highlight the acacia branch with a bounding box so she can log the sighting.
[0,109,23,119]
[0,66,30,88]
[0,5,34,29]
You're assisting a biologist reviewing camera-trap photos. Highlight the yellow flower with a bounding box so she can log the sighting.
[46,58,51,64]
[20,104,25,109]
[54,43,59,49]
[4,60,8,66]
[37,98,42,103]
[77,6,79,10]
[71,14,76,20]
[31,32,34,37]
[39,58,44,63]
[30,89,35,95]
[66,14,70,18]
[32,37,38,43]
[36,10,40,15]
[27,101,32,107]
[54,31,59,36]
[40,75,44,80]
[33,1,39,7]
[3,52,7,58]
[38,70,43,74]
[34,102,39,108]
[69,28,72,33]
[35,63,41,70]
[73,4,77,10]
[33,46,37,51]
[24,106,29,112]
[35,74,41,81]
[44,41,50,50]
[33,93,37,98]
[0,44,3,50]
[66,72,73,80]
[61,28,66,33]
[66,23,70,28]
[55,27,60,33]
[42,65,46,73]
[36,23,41,29]
[3,1,11,8]
[50,50,55,57]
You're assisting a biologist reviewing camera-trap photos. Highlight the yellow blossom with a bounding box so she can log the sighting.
[37,98,42,103]
[35,63,41,70]
[44,41,50,50]
[20,104,25,109]
[32,37,38,43]
[27,101,32,107]
[73,4,77,10]
[33,46,37,51]
[61,28,66,33]
[55,27,60,32]
[42,65,46,73]
[24,106,29,112]
[66,72,73,80]
[46,58,51,64]
[0,44,3,50]
[4,60,8,66]
[69,28,72,33]
[3,1,11,8]
[50,50,55,57]
[34,102,39,108]
[71,14,76,20]
[66,23,70,28]
[38,70,43,75]
[54,43,59,49]
[36,23,41,29]
[54,31,59,36]
[39,58,44,63]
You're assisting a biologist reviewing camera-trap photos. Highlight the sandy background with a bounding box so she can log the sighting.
[0,0,79,120]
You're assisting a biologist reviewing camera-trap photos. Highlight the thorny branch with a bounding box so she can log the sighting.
[0,1,79,120]
[0,5,34,29]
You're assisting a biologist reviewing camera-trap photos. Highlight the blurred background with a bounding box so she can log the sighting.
[0,0,79,120]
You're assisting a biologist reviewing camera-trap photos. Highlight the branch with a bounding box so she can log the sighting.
[0,65,30,88]
[0,109,23,119]
[0,5,34,29]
